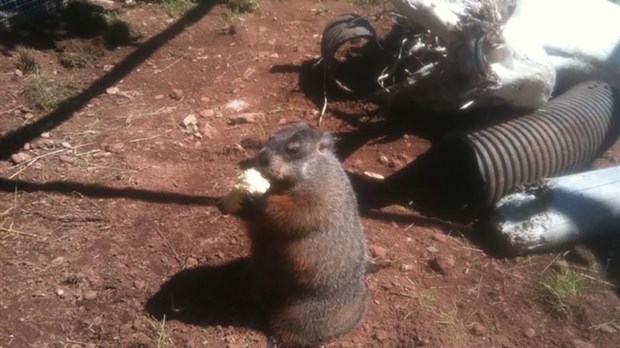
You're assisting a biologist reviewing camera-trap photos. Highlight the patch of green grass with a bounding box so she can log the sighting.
[227,0,260,14]
[145,315,174,347]
[535,269,588,318]
[24,69,77,111]
[160,0,196,17]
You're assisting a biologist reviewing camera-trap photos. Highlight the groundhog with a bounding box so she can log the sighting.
[240,123,368,348]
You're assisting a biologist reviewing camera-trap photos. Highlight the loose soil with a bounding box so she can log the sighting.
[1,1,619,347]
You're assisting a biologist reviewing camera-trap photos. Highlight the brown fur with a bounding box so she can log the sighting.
[243,124,368,348]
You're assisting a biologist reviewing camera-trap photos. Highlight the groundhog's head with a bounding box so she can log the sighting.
[256,123,335,190]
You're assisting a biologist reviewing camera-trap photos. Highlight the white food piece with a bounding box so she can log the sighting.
[220,168,270,214]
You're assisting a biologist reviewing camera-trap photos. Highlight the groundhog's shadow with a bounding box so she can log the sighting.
[145,258,266,331]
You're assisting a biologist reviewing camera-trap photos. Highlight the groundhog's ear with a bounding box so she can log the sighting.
[318,132,335,153]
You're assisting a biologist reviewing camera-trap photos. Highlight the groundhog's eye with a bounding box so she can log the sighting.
[286,142,300,155]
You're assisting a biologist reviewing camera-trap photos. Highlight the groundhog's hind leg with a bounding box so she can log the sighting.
[269,289,368,348]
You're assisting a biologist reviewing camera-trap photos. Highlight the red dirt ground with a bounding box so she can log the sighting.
[1,1,619,347]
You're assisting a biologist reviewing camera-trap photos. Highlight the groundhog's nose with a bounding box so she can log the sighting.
[257,148,272,168]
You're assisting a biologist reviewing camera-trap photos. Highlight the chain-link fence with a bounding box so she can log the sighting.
[0,0,68,31]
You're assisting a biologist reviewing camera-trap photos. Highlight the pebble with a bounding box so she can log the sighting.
[154,94,164,100]
[200,109,215,118]
[15,69,23,77]
[56,289,65,297]
[373,329,389,342]
[23,142,30,150]
[23,112,34,120]
[182,114,198,126]
[400,264,415,272]
[471,322,487,336]
[363,171,385,180]
[83,290,97,301]
[133,280,145,290]
[59,155,76,164]
[51,256,65,265]
[106,87,119,95]
[201,123,219,139]
[61,141,71,148]
[378,154,389,166]
[170,88,184,100]
[185,256,198,268]
[103,64,114,72]
[41,132,50,138]
[368,245,387,259]
[524,328,536,338]
[228,112,264,125]
[105,142,125,153]
[11,152,31,164]
[225,99,250,112]
[426,246,439,253]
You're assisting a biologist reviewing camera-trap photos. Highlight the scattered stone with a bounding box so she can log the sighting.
[170,88,184,100]
[41,132,50,138]
[225,99,250,112]
[133,280,145,290]
[363,171,385,180]
[389,158,403,168]
[23,112,34,120]
[397,153,411,162]
[524,328,536,338]
[56,289,65,297]
[83,290,97,301]
[10,152,31,164]
[269,52,280,59]
[103,64,114,72]
[23,142,30,151]
[61,141,72,148]
[185,256,198,268]
[277,118,288,125]
[14,69,23,77]
[400,264,415,272]
[494,334,514,348]
[228,112,264,125]
[368,245,387,260]
[201,123,219,139]
[426,246,439,253]
[105,142,125,153]
[59,155,76,164]
[182,114,198,126]
[154,94,164,100]
[471,322,487,336]
[378,154,389,166]
[200,109,215,118]
[106,87,120,95]
[373,330,389,342]
[597,322,618,334]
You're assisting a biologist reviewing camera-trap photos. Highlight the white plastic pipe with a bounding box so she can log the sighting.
[492,165,620,254]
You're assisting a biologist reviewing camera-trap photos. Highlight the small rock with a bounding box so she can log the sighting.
[14,69,23,77]
[228,112,264,125]
[170,89,184,100]
[597,323,618,334]
[269,52,280,59]
[524,328,536,338]
[106,87,120,95]
[105,142,125,153]
[277,118,288,125]
[83,290,97,301]
[389,158,403,168]
[61,141,71,148]
[51,256,65,265]
[41,132,50,138]
[471,322,487,336]
[377,154,389,166]
[59,155,76,164]
[225,99,250,112]
[494,335,514,348]
[200,109,215,118]
[154,94,164,100]
[397,153,411,162]
[201,123,219,139]
[363,171,385,180]
[400,264,415,272]
[426,246,439,253]
[368,245,387,259]
[23,112,34,120]
[56,289,65,297]
[185,256,198,268]
[11,152,31,164]
[182,114,198,126]
[373,330,389,342]
[103,64,114,72]
[23,142,30,151]
[429,258,448,275]
[133,280,145,290]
